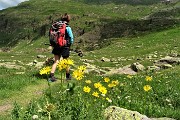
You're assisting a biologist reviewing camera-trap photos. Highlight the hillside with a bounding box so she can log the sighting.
[0,0,179,51]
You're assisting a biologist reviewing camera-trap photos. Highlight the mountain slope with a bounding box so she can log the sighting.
[0,0,179,51]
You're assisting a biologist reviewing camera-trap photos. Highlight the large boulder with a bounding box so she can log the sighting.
[104,106,150,120]
[104,106,176,120]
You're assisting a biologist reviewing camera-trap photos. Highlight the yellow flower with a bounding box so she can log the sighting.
[57,59,74,71]
[143,85,152,92]
[85,80,92,84]
[108,80,119,88]
[111,80,119,85]
[45,103,55,112]
[146,76,152,81]
[66,59,74,65]
[57,60,67,71]
[92,92,99,97]
[94,82,102,88]
[83,86,91,93]
[72,69,84,80]
[99,86,107,94]
[39,66,51,75]
[127,75,133,79]
[104,77,110,83]
[78,65,86,73]
[108,83,115,88]
[106,97,112,103]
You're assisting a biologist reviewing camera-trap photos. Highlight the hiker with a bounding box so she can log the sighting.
[49,13,74,82]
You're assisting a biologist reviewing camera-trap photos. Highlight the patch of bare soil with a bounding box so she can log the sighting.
[0,104,12,113]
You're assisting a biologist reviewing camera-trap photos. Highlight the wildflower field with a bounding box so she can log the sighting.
[10,59,180,120]
[0,26,179,120]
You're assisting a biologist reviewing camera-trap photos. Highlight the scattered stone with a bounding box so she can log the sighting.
[131,62,145,72]
[37,55,46,58]
[101,57,111,62]
[169,53,179,57]
[35,62,44,68]
[15,72,25,74]
[83,62,107,74]
[26,62,34,66]
[78,51,83,57]
[105,65,137,75]
[147,66,161,71]
[81,59,94,63]
[155,63,173,69]
[33,60,38,64]
[47,46,53,50]
[158,56,180,65]
[134,45,141,48]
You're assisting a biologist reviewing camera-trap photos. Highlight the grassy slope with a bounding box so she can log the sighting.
[0,0,180,119]
[0,0,179,48]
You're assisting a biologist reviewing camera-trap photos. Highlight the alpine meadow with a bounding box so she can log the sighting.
[0,0,180,120]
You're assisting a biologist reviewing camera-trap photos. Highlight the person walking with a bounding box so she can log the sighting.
[49,13,74,82]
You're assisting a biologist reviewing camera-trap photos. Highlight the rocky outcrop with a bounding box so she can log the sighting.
[104,106,150,120]
[131,62,145,72]
[104,106,176,120]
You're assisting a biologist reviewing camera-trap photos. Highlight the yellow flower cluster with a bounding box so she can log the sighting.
[78,65,86,73]
[83,77,119,103]
[108,80,119,88]
[104,77,110,82]
[83,86,91,93]
[144,76,153,92]
[98,86,107,95]
[92,92,99,97]
[57,59,74,71]
[73,65,86,81]
[94,82,102,88]
[143,85,152,92]
[145,76,152,81]
[39,66,51,75]
[85,80,92,84]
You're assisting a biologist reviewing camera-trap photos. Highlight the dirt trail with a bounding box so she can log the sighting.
[0,79,62,117]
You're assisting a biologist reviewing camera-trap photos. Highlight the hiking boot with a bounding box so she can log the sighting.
[48,76,57,82]
[66,74,71,81]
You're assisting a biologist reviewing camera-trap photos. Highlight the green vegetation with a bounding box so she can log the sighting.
[0,0,180,120]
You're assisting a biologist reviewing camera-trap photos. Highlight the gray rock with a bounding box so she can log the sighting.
[37,55,46,58]
[151,118,176,120]
[104,106,150,120]
[131,62,145,72]
[104,106,176,120]
[159,56,180,65]
[105,65,137,75]
[147,65,161,71]
[35,62,44,68]
[155,63,173,69]
[101,57,111,62]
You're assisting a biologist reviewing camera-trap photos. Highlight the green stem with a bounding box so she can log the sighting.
[48,112,51,120]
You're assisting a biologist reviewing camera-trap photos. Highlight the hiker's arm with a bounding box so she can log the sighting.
[67,27,74,44]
